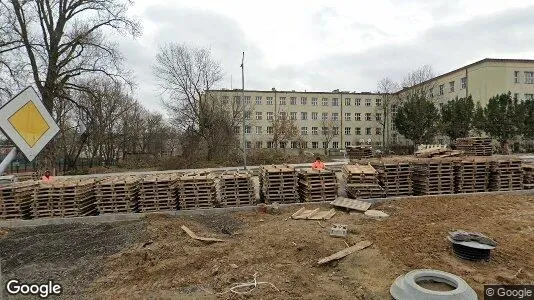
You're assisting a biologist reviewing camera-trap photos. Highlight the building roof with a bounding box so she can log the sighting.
[209,89,380,96]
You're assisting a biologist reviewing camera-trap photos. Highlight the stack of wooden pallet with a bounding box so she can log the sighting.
[178,172,217,210]
[369,160,412,196]
[342,164,384,199]
[346,145,373,160]
[138,173,180,212]
[489,158,523,191]
[415,145,463,158]
[218,171,255,207]
[522,163,534,189]
[455,137,493,156]
[412,158,456,195]
[13,171,40,182]
[33,179,97,218]
[0,181,38,219]
[297,169,338,202]
[454,157,490,193]
[259,165,298,203]
[95,176,139,214]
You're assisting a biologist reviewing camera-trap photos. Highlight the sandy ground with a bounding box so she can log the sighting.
[1,193,533,299]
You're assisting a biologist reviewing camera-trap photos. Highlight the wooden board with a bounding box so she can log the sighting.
[317,240,373,265]
[181,225,225,243]
[331,197,372,212]
[291,208,336,220]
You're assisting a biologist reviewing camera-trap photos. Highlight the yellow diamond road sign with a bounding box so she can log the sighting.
[0,87,59,161]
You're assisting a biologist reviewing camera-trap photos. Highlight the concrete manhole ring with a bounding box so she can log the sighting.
[390,269,477,300]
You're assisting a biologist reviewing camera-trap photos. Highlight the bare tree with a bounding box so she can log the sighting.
[376,77,400,150]
[271,113,299,151]
[400,65,436,101]
[153,43,240,160]
[320,117,340,155]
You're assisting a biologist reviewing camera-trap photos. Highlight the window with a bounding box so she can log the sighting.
[333,127,339,135]
[376,98,382,106]
[449,81,454,93]
[301,97,307,105]
[290,112,297,120]
[375,113,381,121]
[222,96,229,105]
[291,141,299,149]
[366,127,371,135]
[311,97,318,106]
[323,141,329,149]
[267,141,275,148]
[429,88,434,98]
[332,113,339,121]
[267,112,274,120]
[526,72,534,84]
[312,127,318,135]
[322,98,328,106]
[356,98,361,106]
[255,126,262,134]
[345,141,351,148]
[244,96,251,104]
[244,126,251,134]
[332,141,339,149]
[234,126,240,134]
[279,97,286,105]
[345,127,351,135]
[332,98,339,106]
[244,111,251,120]
[301,112,308,120]
[365,113,371,121]
[234,96,241,105]
[345,113,351,121]
[322,112,328,120]
[266,97,273,105]
[461,77,467,89]
[279,111,287,118]
[515,71,520,83]
[255,141,262,149]
[245,141,251,149]
[255,96,262,104]
[355,113,361,121]
[376,127,381,135]
[355,127,361,135]
[290,97,297,105]
[514,93,519,100]
[312,112,318,120]
[322,127,328,135]
[267,126,273,134]
[439,84,444,95]
[279,141,286,149]
[526,94,534,100]
[312,142,319,149]
[255,112,262,120]
[365,99,371,106]
[301,126,308,135]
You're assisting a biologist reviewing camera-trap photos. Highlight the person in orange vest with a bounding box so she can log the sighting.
[311,156,325,170]
[41,170,53,182]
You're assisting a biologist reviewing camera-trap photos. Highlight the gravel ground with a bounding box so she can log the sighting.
[0,220,146,299]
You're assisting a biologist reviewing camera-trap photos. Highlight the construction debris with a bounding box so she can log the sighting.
[329,224,348,238]
[297,168,338,202]
[259,165,298,204]
[0,181,37,219]
[412,158,457,195]
[138,173,180,212]
[181,225,225,243]
[342,164,384,199]
[489,157,524,191]
[455,137,493,156]
[34,179,97,218]
[364,210,389,218]
[291,207,336,220]
[415,145,462,158]
[178,172,216,210]
[346,145,373,160]
[317,240,373,265]
[95,176,139,214]
[331,196,372,212]
[218,171,255,207]
[448,231,496,261]
[523,163,534,189]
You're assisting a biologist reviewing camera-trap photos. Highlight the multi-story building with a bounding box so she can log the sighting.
[210,58,534,151]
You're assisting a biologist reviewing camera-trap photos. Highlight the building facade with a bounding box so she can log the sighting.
[210,58,534,151]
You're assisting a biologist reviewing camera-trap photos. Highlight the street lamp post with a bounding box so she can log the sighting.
[241,52,247,170]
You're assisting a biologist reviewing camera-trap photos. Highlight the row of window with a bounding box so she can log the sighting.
[245,140,382,149]
[235,126,382,136]
[221,96,382,107]
[248,111,381,121]
[430,77,467,97]
[514,93,534,100]
[514,71,534,84]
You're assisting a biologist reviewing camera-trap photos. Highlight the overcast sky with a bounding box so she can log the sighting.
[117,0,534,112]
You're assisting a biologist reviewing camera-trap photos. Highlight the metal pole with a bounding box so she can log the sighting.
[0,147,17,175]
[241,52,247,170]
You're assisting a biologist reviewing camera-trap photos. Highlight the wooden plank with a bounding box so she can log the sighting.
[331,197,372,212]
[317,240,373,265]
[181,225,225,243]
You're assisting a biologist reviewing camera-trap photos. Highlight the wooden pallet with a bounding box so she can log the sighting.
[260,165,298,204]
[138,173,180,212]
[346,145,373,160]
[455,137,493,156]
[33,178,97,218]
[219,171,255,207]
[489,158,523,191]
[0,181,38,219]
[178,172,216,210]
[297,168,338,202]
[96,176,139,214]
